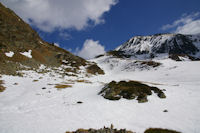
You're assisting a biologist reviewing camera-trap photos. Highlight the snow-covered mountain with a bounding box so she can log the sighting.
[115,33,200,59]
[93,33,200,73]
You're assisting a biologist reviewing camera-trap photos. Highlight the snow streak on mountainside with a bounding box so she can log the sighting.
[115,33,200,59]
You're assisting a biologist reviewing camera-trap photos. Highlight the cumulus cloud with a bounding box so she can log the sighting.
[161,12,200,34]
[175,20,200,34]
[77,39,105,59]
[0,0,117,32]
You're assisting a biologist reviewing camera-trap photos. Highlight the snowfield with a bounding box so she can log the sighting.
[0,59,200,133]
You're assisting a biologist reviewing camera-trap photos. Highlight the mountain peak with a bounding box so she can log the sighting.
[115,33,200,59]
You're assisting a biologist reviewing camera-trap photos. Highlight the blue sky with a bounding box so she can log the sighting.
[1,0,200,59]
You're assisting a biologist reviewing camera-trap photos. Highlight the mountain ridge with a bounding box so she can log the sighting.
[114,33,200,60]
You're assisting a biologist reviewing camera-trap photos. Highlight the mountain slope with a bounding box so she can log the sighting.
[0,2,103,75]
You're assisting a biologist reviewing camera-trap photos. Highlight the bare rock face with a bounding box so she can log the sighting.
[0,2,104,76]
[99,80,166,103]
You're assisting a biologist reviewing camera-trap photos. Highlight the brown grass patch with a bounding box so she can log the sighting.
[76,80,92,83]
[0,80,6,92]
[31,49,46,64]
[55,84,72,90]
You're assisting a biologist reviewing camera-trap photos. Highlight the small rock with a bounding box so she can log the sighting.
[13,83,18,85]
[163,109,168,112]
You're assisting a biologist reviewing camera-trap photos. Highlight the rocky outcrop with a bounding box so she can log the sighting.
[99,81,166,103]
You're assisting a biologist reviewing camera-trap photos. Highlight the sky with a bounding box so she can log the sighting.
[1,0,200,59]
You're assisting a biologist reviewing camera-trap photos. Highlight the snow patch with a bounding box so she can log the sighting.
[5,51,14,57]
[20,50,32,58]
[178,56,191,61]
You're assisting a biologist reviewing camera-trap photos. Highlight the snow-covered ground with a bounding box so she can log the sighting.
[0,58,200,133]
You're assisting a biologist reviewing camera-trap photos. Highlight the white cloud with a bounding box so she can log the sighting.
[59,32,71,40]
[175,20,200,34]
[77,39,105,59]
[0,0,117,32]
[161,12,200,34]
